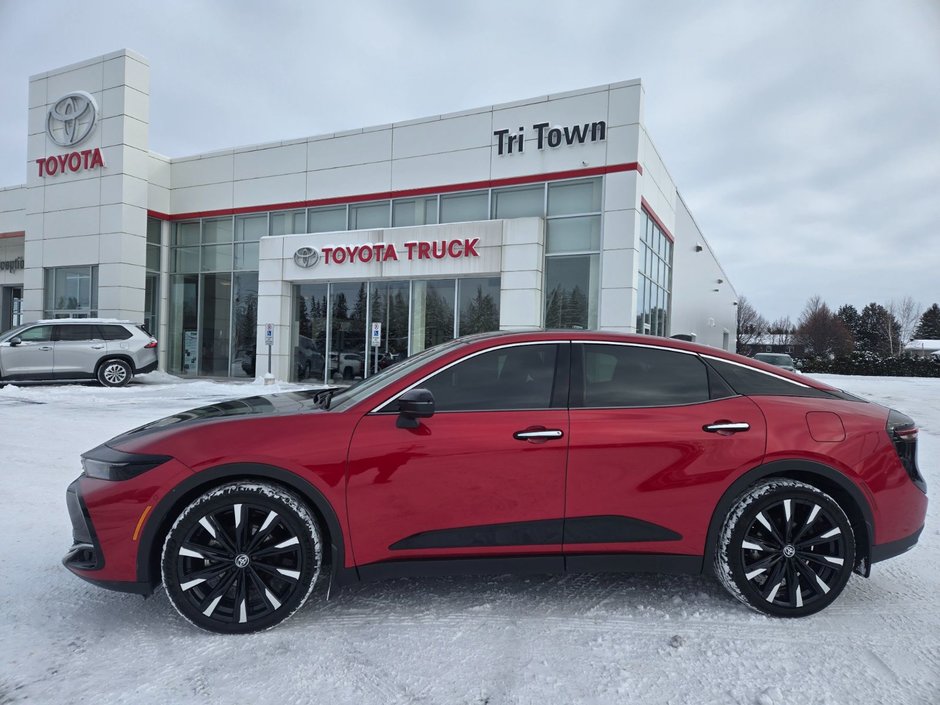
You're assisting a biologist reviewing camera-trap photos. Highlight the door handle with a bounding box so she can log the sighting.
[38,346,53,351]
[703,421,750,434]
[513,428,564,441]
[91,345,105,349]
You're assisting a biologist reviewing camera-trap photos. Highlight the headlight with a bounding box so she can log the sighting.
[81,445,171,481]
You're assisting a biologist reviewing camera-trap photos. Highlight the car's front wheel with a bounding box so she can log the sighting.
[715,479,855,617]
[161,481,322,633]
[97,358,132,387]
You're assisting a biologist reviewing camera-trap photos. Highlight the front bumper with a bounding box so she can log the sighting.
[64,478,102,571]
[62,457,194,594]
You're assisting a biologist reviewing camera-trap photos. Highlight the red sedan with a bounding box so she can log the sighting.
[63,331,927,632]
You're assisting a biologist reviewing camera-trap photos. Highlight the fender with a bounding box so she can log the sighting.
[701,459,875,577]
[135,462,356,594]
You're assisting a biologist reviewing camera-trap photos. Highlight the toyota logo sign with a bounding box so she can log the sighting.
[46,91,98,148]
[293,247,320,268]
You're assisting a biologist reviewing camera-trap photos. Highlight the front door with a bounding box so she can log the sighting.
[0,324,55,378]
[346,342,569,567]
[564,343,767,557]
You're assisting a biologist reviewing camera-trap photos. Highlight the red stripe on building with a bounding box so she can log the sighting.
[147,163,643,222]
[640,197,674,243]
[0,230,26,239]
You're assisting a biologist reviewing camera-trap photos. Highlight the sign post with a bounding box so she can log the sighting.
[371,322,382,375]
[264,324,274,383]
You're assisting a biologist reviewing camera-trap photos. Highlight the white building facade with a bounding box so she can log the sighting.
[0,49,737,382]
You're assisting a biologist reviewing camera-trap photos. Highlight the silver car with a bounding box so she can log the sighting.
[0,319,157,387]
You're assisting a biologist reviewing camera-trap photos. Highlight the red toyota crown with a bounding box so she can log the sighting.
[63,331,927,633]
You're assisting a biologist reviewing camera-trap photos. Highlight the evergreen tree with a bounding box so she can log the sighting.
[462,287,499,335]
[566,286,588,329]
[913,303,940,340]
[836,304,861,346]
[857,303,901,357]
[545,288,563,328]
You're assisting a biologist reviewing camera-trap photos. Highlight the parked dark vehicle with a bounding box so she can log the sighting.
[753,352,798,372]
[0,319,157,387]
[64,331,926,633]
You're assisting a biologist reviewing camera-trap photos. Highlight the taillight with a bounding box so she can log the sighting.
[144,339,158,349]
[887,410,925,493]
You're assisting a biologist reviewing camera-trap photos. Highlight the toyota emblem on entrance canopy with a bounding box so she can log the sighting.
[293,246,320,268]
[46,91,99,148]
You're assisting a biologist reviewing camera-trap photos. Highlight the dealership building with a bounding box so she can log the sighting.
[0,49,737,382]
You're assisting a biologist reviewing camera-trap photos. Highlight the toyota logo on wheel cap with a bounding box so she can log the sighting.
[293,246,320,268]
[46,91,99,148]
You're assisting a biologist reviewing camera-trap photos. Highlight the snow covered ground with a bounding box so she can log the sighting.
[0,373,937,705]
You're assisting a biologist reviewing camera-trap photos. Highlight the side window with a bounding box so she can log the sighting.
[56,325,97,342]
[419,344,558,412]
[580,344,711,407]
[706,358,832,399]
[18,326,54,342]
[98,325,133,341]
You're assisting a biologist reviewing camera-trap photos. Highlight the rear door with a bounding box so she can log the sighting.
[52,324,102,377]
[0,325,55,378]
[564,343,767,559]
[345,342,570,568]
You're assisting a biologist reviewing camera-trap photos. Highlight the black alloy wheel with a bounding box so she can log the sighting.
[715,479,855,617]
[162,482,322,633]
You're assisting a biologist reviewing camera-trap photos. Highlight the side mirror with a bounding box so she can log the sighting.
[396,388,435,429]
[8,337,22,347]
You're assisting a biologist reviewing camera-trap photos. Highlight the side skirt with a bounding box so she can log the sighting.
[352,553,702,584]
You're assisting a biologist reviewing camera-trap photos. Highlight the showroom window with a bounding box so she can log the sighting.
[145,217,163,335]
[44,265,98,318]
[636,209,673,337]
[292,277,501,383]
[544,178,602,329]
[168,218,258,378]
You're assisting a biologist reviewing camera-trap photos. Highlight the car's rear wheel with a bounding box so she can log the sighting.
[97,359,132,387]
[715,479,855,617]
[161,482,322,633]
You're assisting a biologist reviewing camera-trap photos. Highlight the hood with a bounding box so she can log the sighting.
[105,389,328,448]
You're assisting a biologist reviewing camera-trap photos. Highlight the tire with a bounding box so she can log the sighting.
[97,358,132,387]
[343,366,353,380]
[161,481,322,634]
[714,479,855,617]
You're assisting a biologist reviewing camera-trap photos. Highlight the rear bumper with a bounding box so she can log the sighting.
[871,526,923,564]
[136,359,158,375]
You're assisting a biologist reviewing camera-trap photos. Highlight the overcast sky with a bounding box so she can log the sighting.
[1,0,938,322]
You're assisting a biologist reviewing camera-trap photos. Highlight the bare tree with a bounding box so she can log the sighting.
[888,296,922,350]
[796,295,853,357]
[736,296,767,353]
[767,316,794,347]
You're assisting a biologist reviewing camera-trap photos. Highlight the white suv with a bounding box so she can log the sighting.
[0,319,158,387]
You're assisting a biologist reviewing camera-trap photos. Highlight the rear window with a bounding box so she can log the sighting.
[98,325,133,341]
[706,358,833,398]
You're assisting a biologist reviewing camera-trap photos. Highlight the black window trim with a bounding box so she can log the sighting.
[370,340,571,414]
[571,341,731,410]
